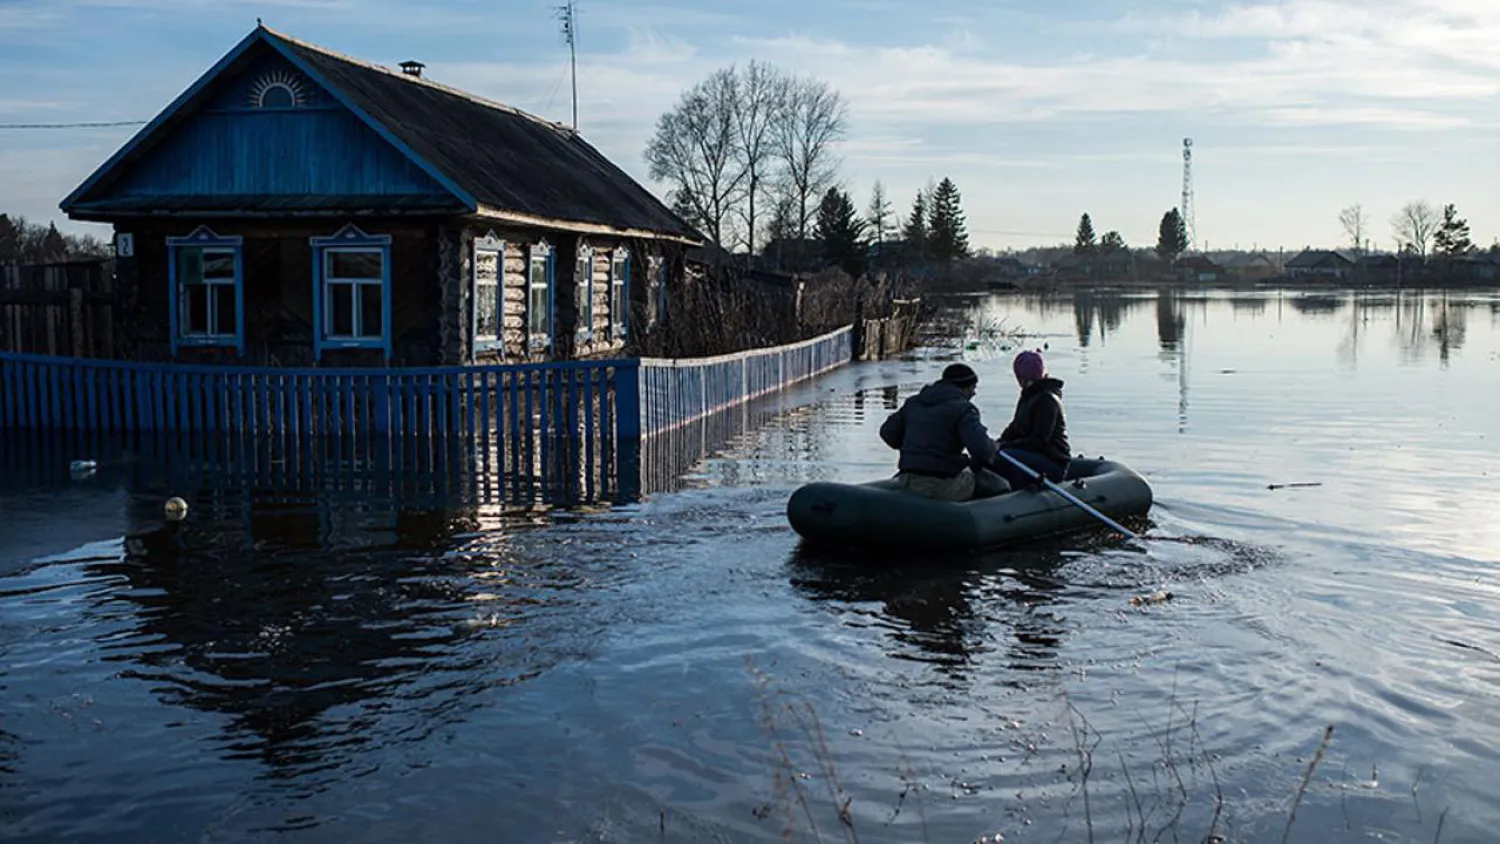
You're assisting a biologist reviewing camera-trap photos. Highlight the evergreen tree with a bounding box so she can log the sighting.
[1074,213,1097,254]
[815,187,867,277]
[41,223,67,262]
[902,192,928,259]
[866,180,893,244]
[0,214,17,262]
[1432,203,1474,258]
[1100,230,1126,253]
[1155,208,1188,261]
[927,177,970,263]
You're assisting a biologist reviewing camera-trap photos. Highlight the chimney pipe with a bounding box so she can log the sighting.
[399,60,425,78]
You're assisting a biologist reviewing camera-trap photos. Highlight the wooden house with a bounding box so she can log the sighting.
[1284,249,1355,280]
[59,25,702,367]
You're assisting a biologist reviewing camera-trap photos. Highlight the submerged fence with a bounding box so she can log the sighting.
[0,325,854,502]
[638,325,851,437]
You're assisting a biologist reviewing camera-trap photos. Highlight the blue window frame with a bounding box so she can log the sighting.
[609,248,631,340]
[310,224,392,360]
[472,232,505,360]
[575,244,594,344]
[527,241,554,353]
[167,226,244,357]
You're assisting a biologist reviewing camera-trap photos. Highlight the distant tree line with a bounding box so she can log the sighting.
[1069,208,1185,262]
[0,213,111,263]
[1338,200,1488,261]
[644,64,970,277]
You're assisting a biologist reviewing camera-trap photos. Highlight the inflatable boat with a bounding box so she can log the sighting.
[785,458,1153,553]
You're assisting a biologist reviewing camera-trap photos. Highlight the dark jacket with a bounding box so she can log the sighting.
[879,381,997,476]
[997,377,1071,465]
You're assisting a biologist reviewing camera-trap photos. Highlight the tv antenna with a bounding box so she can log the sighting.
[1181,138,1196,252]
[555,0,578,129]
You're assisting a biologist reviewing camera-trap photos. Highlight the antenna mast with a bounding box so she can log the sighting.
[556,1,578,129]
[1181,137,1196,252]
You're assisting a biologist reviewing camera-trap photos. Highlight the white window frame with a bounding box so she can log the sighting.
[575,244,594,344]
[609,247,630,340]
[179,247,238,340]
[322,247,385,341]
[527,241,553,352]
[472,233,505,358]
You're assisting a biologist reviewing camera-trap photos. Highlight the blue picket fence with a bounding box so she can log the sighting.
[0,325,855,502]
[638,325,852,438]
[0,352,640,502]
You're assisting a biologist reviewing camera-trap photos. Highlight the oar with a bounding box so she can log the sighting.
[994,450,1148,550]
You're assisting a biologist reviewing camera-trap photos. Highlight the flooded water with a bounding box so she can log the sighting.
[3,287,1499,843]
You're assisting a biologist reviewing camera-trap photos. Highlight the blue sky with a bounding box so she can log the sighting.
[3,0,1500,253]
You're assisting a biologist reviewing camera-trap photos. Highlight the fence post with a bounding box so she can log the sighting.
[612,357,642,501]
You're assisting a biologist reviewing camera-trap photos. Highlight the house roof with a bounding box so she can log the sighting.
[1285,248,1356,268]
[61,25,701,243]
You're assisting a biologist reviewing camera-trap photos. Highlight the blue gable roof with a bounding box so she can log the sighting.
[61,27,472,219]
[60,25,702,241]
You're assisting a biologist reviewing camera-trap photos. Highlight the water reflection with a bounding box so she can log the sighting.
[785,543,1071,689]
[91,492,566,784]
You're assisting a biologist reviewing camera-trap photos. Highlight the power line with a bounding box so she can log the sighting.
[0,120,147,130]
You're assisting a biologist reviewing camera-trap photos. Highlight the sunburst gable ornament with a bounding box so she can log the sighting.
[248,69,309,108]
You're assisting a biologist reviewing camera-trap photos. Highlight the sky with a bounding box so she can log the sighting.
[3,0,1500,254]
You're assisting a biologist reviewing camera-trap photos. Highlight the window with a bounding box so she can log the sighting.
[166,226,243,356]
[323,249,384,340]
[472,234,504,356]
[575,245,593,343]
[610,248,630,340]
[179,248,237,337]
[527,242,553,351]
[310,224,392,360]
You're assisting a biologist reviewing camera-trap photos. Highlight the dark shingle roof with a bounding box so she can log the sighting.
[271,31,699,241]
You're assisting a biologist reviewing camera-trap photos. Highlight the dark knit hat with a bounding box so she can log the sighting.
[941,363,978,387]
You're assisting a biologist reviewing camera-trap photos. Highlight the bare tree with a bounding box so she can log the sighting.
[866,180,892,244]
[644,68,747,250]
[730,60,784,257]
[1391,200,1438,257]
[1337,204,1367,254]
[772,75,848,241]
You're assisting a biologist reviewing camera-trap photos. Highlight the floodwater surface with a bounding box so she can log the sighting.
[2,288,1499,843]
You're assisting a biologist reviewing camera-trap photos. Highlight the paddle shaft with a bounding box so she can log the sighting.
[993,450,1147,547]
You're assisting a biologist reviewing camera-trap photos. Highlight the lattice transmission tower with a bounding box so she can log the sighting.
[1181,138,1196,252]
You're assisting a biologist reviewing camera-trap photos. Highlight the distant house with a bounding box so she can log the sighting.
[1284,249,1355,280]
[59,25,701,366]
[1219,252,1279,281]
[1175,254,1222,283]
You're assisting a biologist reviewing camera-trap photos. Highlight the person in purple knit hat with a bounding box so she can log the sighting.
[991,349,1071,490]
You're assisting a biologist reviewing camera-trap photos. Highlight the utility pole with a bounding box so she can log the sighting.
[556,1,578,129]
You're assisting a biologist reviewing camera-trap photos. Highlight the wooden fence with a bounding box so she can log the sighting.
[638,325,852,437]
[0,261,116,358]
[0,353,640,503]
[0,325,856,503]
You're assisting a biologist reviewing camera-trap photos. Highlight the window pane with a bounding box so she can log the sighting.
[529,255,547,289]
[359,282,383,338]
[184,285,209,334]
[330,250,382,280]
[529,284,548,336]
[213,283,236,336]
[476,283,498,338]
[330,283,354,336]
[203,250,236,280]
[177,247,204,286]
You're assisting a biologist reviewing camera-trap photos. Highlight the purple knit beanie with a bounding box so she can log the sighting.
[1013,350,1045,381]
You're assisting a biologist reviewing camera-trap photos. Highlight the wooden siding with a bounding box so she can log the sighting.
[108,108,449,201]
[111,220,444,367]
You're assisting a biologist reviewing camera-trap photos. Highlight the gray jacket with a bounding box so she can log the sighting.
[879,381,997,476]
